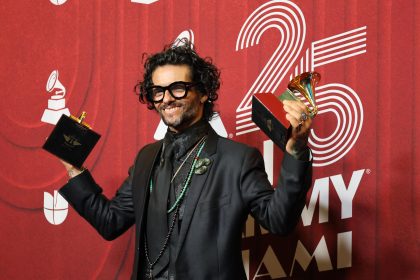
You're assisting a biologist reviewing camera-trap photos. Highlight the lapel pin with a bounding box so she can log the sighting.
[194,158,211,175]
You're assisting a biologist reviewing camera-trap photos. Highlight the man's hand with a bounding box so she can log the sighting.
[282,100,312,159]
[61,160,84,178]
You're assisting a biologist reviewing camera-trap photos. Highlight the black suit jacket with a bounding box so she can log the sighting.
[59,128,312,279]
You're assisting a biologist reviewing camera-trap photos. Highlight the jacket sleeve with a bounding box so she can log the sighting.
[59,166,136,241]
[240,147,312,235]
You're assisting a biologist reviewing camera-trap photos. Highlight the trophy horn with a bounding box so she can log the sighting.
[46,70,66,98]
[287,71,320,118]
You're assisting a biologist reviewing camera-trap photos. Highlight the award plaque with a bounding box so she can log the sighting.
[252,72,320,151]
[43,112,101,168]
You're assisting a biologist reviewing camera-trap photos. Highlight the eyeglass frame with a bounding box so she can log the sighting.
[145,81,197,103]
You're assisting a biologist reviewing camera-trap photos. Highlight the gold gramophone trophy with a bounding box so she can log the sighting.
[43,112,101,168]
[252,71,320,151]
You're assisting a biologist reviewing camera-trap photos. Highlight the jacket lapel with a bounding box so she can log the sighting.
[132,141,162,220]
[174,128,219,259]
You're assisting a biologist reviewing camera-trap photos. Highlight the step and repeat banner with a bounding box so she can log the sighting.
[1,0,418,279]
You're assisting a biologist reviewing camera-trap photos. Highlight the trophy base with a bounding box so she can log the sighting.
[252,93,290,151]
[41,108,70,125]
[43,114,100,168]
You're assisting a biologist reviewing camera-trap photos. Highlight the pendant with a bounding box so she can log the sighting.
[147,267,153,280]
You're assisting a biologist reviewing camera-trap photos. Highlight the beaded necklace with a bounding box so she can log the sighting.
[144,137,207,279]
[149,136,206,213]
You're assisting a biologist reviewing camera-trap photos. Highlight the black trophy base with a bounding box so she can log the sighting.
[252,93,290,151]
[43,114,101,168]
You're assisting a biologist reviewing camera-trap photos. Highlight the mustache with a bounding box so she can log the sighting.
[160,101,182,110]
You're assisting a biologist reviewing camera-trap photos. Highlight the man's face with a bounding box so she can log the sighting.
[152,64,207,133]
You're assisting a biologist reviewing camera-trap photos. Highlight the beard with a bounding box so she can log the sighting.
[157,95,202,131]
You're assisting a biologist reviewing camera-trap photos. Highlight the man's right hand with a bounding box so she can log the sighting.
[61,160,84,179]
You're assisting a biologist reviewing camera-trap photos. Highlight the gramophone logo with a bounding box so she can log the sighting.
[49,0,68,5]
[44,190,68,225]
[131,0,159,4]
[41,70,71,125]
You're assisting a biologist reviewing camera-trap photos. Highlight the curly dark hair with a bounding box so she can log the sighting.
[135,41,220,121]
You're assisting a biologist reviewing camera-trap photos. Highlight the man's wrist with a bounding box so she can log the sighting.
[67,167,86,179]
[288,145,311,161]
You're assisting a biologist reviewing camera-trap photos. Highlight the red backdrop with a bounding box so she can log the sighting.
[0,0,418,279]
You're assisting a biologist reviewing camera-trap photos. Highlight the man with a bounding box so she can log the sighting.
[60,42,312,280]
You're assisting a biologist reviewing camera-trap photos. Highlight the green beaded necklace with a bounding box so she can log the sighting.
[149,139,207,214]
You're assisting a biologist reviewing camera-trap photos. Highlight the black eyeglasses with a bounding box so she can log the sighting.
[146,81,196,103]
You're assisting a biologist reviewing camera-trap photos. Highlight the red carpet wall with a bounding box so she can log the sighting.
[1,0,418,279]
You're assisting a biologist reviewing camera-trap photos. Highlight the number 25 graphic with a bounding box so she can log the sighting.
[235,0,365,168]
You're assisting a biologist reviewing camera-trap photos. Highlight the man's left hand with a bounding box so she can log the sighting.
[282,99,312,159]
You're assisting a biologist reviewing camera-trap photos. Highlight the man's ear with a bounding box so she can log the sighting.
[200,94,208,104]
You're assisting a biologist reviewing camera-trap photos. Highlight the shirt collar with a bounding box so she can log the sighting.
[163,119,210,160]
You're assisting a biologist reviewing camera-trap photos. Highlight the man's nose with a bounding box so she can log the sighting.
[162,89,174,103]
